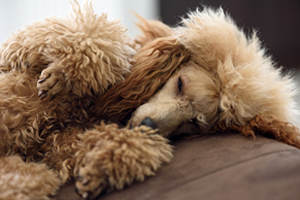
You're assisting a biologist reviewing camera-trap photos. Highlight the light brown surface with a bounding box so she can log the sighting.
[57,132,300,200]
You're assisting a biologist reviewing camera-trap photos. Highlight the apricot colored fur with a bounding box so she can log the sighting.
[1,2,300,200]
[131,9,300,147]
[0,1,181,199]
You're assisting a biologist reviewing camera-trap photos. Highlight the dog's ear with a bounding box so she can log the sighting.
[215,114,300,148]
[133,13,172,49]
[247,115,300,148]
[101,37,190,121]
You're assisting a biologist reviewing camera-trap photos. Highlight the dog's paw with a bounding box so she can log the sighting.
[37,65,66,101]
[75,161,108,200]
[75,124,173,200]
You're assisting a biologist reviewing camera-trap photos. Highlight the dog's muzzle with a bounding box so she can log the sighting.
[138,117,158,130]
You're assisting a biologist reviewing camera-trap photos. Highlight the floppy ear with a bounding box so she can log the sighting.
[215,114,300,148]
[100,37,190,121]
[133,13,172,48]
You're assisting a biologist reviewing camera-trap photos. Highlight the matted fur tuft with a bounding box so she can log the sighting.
[74,122,173,198]
[0,156,61,200]
[0,0,135,96]
[175,8,299,126]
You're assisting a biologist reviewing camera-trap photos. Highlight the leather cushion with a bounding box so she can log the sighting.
[57,132,300,200]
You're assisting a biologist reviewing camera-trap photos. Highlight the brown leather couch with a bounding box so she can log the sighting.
[57,132,300,200]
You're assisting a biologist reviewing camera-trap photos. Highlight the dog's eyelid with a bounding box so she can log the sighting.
[178,76,183,94]
[177,75,189,96]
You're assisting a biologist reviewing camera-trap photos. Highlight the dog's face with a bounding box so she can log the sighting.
[130,61,221,137]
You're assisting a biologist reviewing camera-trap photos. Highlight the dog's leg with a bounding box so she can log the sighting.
[39,128,84,183]
[0,156,61,200]
[74,122,173,200]
[0,72,45,159]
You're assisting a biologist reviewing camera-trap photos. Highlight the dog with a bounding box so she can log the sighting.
[79,7,300,198]
[0,1,299,200]
[131,8,300,147]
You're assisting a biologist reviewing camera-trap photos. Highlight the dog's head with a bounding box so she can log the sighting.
[130,61,221,137]
[130,8,299,138]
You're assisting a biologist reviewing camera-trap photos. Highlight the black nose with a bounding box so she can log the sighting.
[139,117,157,129]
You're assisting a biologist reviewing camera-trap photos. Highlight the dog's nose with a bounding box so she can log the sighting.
[139,117,157,129]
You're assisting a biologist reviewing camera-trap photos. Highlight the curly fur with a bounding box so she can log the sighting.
[215,114,300,148]
[176,9,298,125]
[0,156,61,200]
[0,1,134,97]
[100,37,190,121]
[0,1,178,199]
[75,123,172,199]
[131,8,300,144]
[1,2,300,200]
[133,13,173,49]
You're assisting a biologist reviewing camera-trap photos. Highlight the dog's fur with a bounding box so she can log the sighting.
[131,8,300,146]
[0,1,186,199]
[0,1,300,200]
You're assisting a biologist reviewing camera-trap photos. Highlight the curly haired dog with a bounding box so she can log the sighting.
[131,9,300,144]
[0,1,299,200]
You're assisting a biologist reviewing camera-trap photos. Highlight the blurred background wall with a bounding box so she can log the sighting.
[0,0,159,42]
[1,0,299,70]
[160,0,300,70]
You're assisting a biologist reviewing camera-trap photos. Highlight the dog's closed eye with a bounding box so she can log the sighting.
[178,76,183,95]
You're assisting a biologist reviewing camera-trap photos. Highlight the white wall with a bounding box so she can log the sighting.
[0,0,159,43]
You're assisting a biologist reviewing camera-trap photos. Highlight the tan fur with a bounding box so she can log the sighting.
[131,8,300,145]
[0,1,134,97]
[0,156,61,200]
[133,13,173,49]
[0,1,177,199]
[1,2,299,200]
[101,37,190,121]
[75,123,172,199]
[215,114,300,148]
